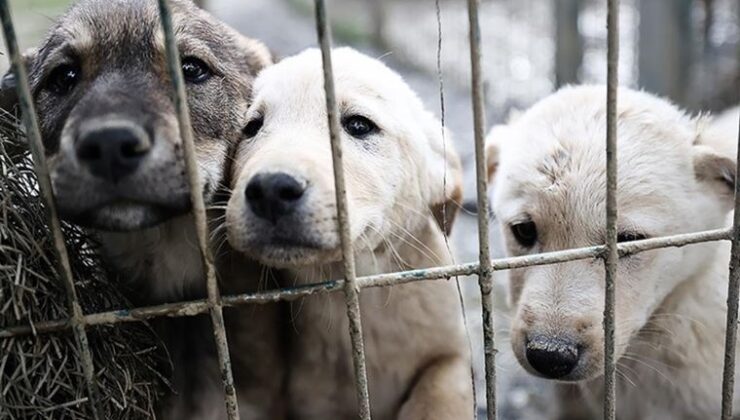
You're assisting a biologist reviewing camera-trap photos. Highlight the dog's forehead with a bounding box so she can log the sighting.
[495,87,698,231]
[39,0,226,67]
[255,48,418,116]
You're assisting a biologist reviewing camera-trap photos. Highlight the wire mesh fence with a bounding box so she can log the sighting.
[0,0,739,419]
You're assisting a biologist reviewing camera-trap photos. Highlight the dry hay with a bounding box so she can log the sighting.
[0,111,170,419]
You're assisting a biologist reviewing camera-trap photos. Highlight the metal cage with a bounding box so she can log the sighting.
[0,0,739,419]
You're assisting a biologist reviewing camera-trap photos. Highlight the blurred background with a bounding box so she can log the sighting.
[3,0,738,418]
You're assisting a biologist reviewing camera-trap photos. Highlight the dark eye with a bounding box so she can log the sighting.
[243,116,263,138]
[617,231,647,243]
[46,63,81,95]
[182,57,212,84]
[342,115,378,138]
[511,221,538,248]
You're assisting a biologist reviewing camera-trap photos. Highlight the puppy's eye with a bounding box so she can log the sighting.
[182,57,212,84]
[617,231,647,243]
[511,221,537,248]
[342,115,378,138]
[243,116,263,138]
[46,63,81,95]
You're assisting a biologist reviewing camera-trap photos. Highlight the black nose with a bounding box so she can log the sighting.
[76,125,150,183]
[525,335,580,379]
[245,173,306,224]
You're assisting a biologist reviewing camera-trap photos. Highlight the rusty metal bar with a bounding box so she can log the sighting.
[155,1,239,418]
[603,0,620,418]
[1,227,732,340]
[0,2,101,418]
[466,0,496,418]
[313,0,372,418]
[720,109,740,419]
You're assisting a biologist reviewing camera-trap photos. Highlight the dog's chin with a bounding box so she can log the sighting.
[63,201,190,232]
[232,234,340,269]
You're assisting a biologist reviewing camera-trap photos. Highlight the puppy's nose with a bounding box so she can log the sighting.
[245,173,306,224]
[76,125,151,183]
[525,335,579,379]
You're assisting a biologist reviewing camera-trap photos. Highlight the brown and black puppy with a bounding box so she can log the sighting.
[1,1,282,418]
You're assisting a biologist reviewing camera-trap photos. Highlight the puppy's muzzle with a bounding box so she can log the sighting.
[76,120,151,184]
[525,335,580,379]
[245,172,306,224]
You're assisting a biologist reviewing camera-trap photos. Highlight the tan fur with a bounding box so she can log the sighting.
[487,85,740,418]
[226,48,473,419]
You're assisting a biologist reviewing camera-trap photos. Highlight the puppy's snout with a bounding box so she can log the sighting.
[245,172,306,224]
[525,335,580,379]
[76,123,151,183]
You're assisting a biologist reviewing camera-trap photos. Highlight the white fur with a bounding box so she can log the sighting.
[226,48,472,420]
[486,86,739,418]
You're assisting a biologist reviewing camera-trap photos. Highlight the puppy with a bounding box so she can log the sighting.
[486,85,739,419]
[1,1,282,418]
[226,48,474,420]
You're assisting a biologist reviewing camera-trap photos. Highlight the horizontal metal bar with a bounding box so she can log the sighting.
[1,227,731,339]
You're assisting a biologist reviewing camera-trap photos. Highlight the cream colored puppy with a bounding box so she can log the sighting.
[487,86,739,419]
[226,48,473,420]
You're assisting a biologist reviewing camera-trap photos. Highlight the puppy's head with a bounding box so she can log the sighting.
[226,48,461,268]
[1,0,271,231]
[486,86,735,382]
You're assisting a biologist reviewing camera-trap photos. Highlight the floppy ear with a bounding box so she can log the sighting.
[0,48,37,115]
[421,112,463,235]
[485,124,515,185]
[231,34,274,72]
[693,144,736,211]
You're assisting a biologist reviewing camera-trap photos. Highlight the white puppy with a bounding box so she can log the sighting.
[226,48,473,420]
[486,86,738,419]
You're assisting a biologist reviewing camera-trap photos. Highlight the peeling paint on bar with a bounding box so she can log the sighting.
[720,105,740,419]
[155,1,239,418]
[465,1,497,417]
[0,1,101,418]
[313,0,372,418]
[603,1,620,418]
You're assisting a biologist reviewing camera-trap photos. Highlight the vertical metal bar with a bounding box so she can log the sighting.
[0,2,101,419]
[603,0,620,419]
[155,1,239,418]
[720,113,740,419]
[466,0,496,418]
[313,1,372,418]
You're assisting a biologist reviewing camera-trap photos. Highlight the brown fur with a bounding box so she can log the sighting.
[1,1,283,418]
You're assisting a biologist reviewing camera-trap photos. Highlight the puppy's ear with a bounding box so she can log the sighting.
[0,48,37,114]
[233,35,273,72]
[693,144,736,210]
[421,112,463,235]
[485,124,515,184]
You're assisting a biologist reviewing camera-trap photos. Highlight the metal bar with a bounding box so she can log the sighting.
[603,1,620,419]
[466,0,496,418]
[0,2,101,419]
[1,227,732,339]
[313,1,372,418]
[720,108,740,419]
[155,1,239,418]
